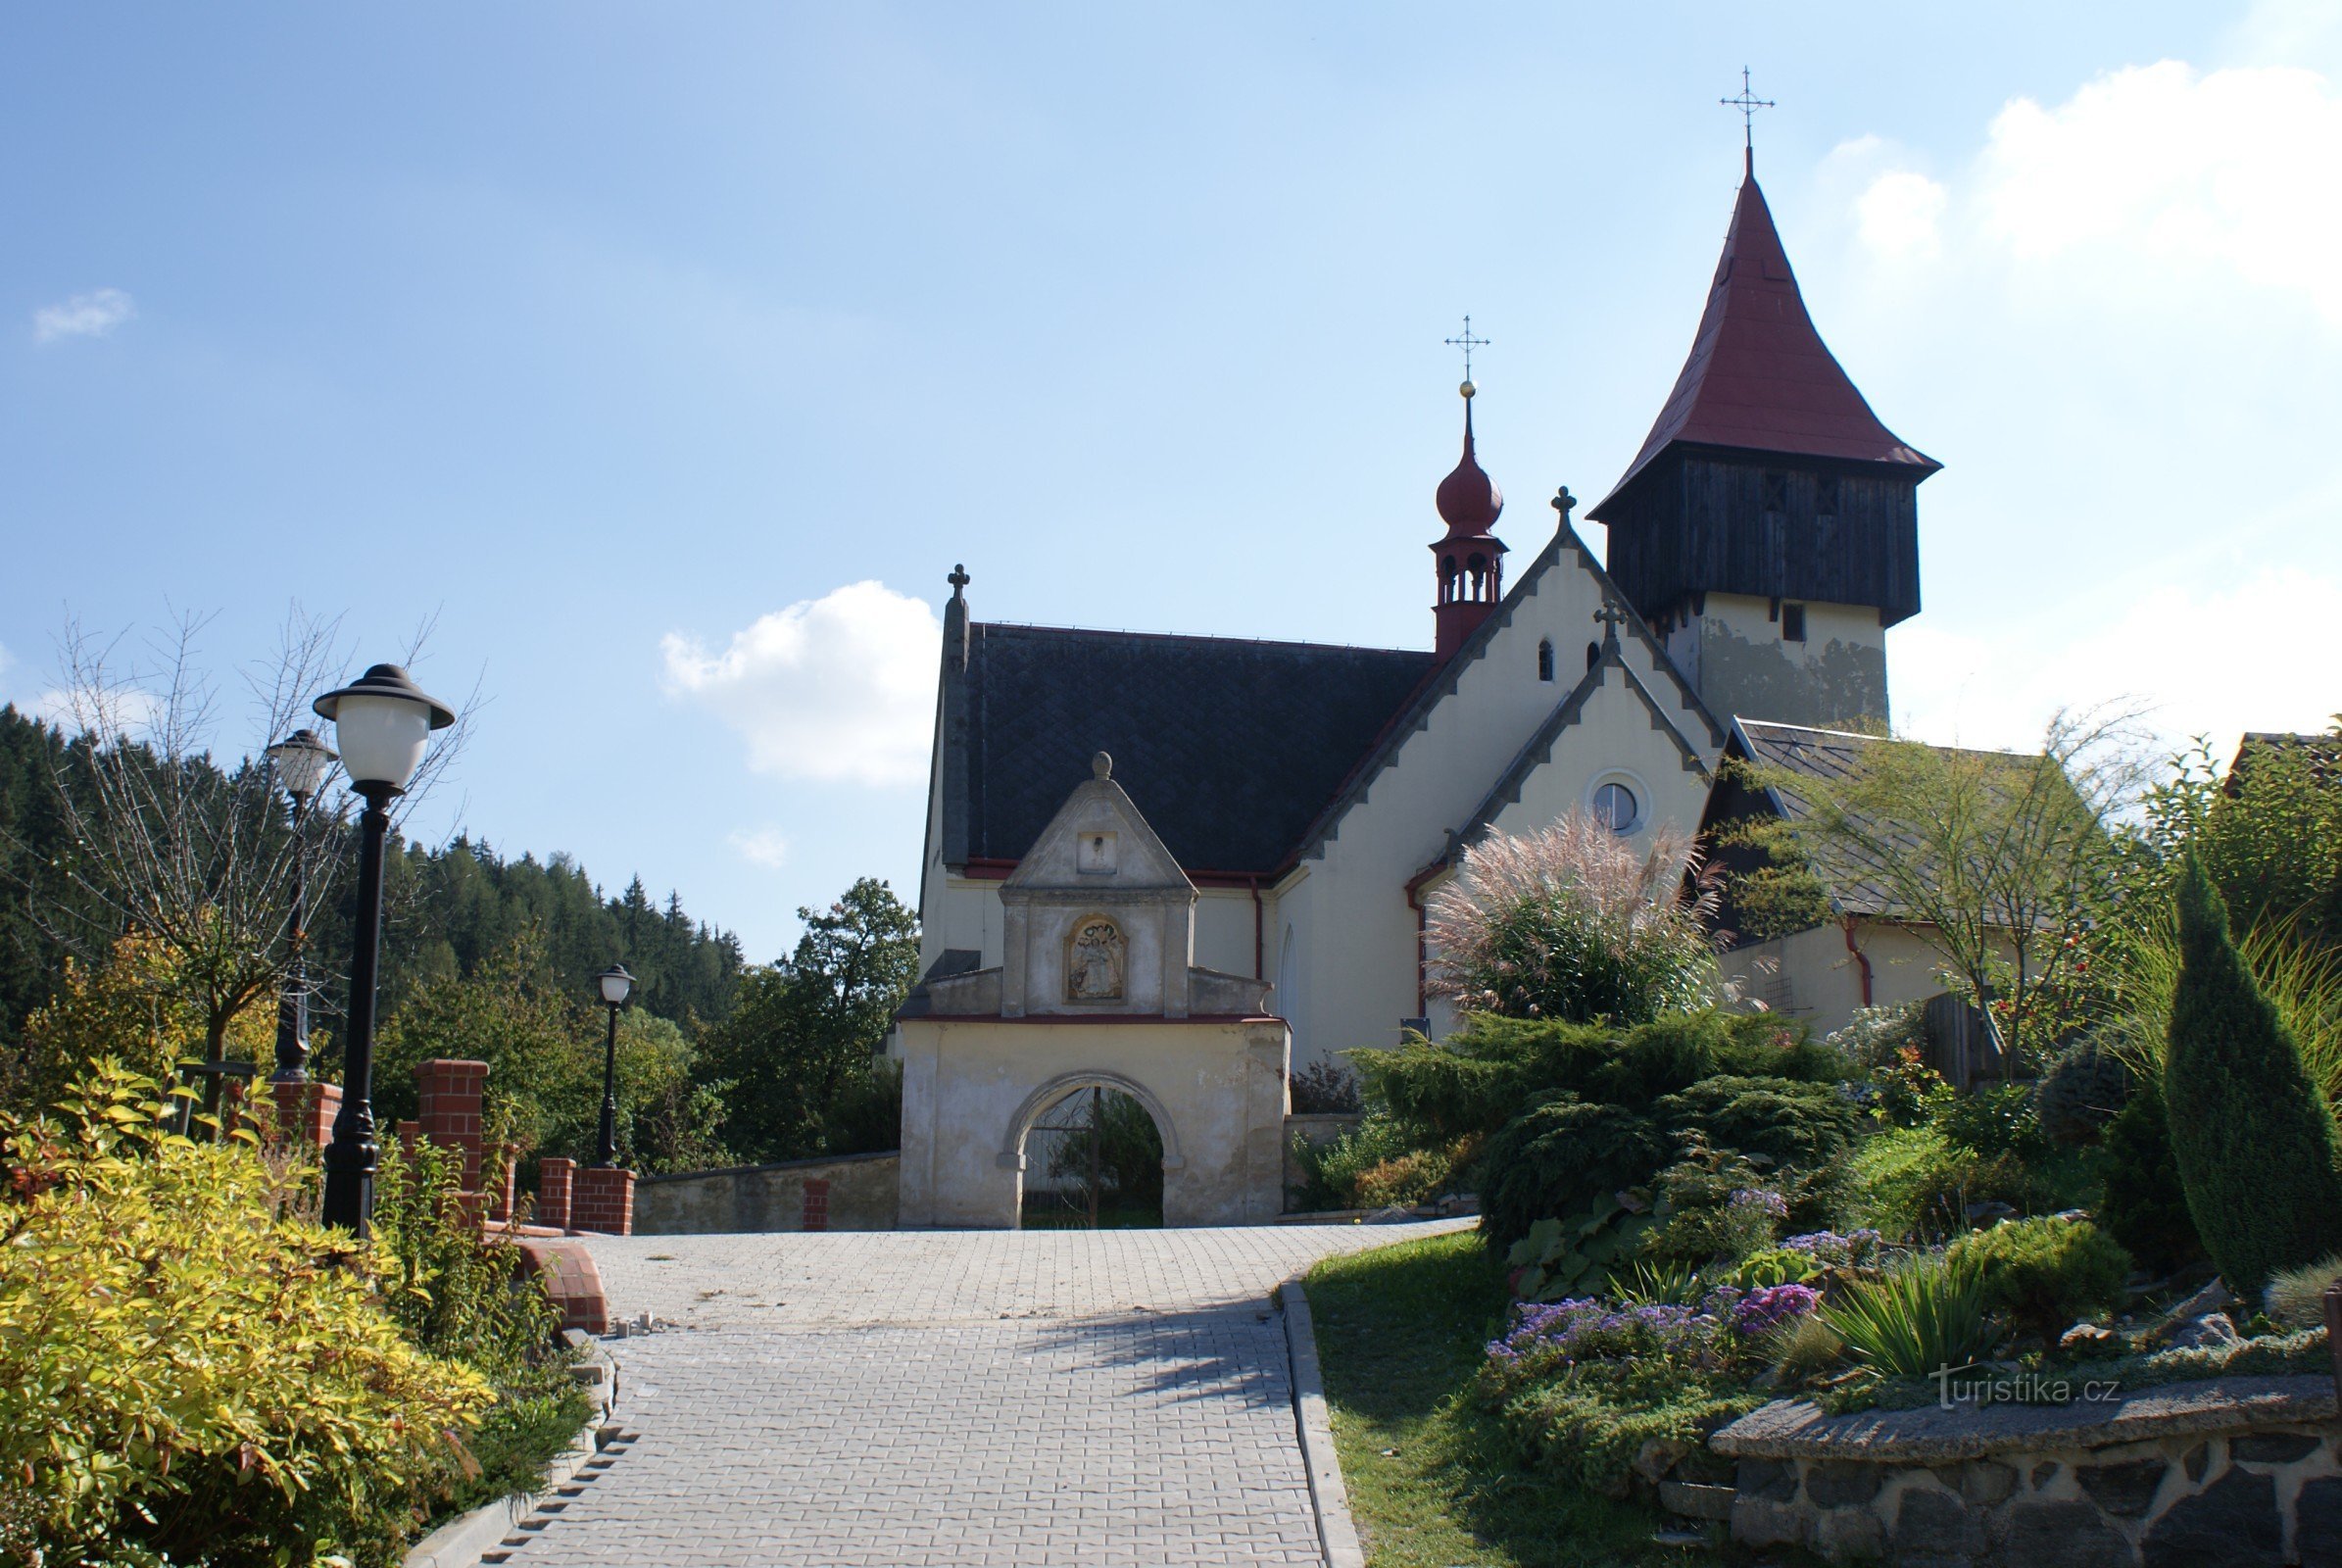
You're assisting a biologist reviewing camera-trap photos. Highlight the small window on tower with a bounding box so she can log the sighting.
[1781,603,1807,643]
[1537,640,1554,682]
[1761,470,1788,514]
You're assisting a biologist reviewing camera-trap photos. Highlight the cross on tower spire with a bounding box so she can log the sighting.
[1443,315,1489,394]
[1721,67,1775,170]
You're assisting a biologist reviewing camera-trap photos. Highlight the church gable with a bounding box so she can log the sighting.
[1290,516,1725,866]
[1002,752,1193,897]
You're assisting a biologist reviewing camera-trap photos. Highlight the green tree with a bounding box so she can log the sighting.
[699,878,919,1163]
[2165,856,2342,1295]
[1731,710,2139,1063]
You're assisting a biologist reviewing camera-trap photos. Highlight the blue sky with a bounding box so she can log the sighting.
[7,3,2340,961]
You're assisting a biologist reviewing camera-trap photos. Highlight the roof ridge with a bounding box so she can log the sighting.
[973,620,1431,661]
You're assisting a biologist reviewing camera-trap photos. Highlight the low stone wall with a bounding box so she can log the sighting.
[1284,1112,1362,1208]
[633,1152,900,1235]
[1711,1374,2342,1566]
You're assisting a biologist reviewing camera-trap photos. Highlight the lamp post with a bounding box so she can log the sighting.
[265,728,337,1083]
[312,664,454,1237]
[593,964,634,1167]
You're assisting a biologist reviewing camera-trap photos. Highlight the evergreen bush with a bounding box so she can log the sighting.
[1655,1075,1861,1172]
[1945,1216,2132,1338]
[2164,857,2342,1295]
[2094,1073,2203,1275]
[1479,1095,1669,1251]
[2034,1037,2131,1145]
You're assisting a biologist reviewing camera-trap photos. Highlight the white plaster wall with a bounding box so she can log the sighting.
[1717,920,1970,1039]
[896,1016,1291,1228]
[1287,540,1720,1068]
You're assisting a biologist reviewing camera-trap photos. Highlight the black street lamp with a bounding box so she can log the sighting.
[312,664,454,1237]
[265,728,337,1084]
[593,964,634,1167]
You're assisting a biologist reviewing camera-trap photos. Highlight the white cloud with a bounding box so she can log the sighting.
[32,287,137,343]
[1853,62,2342,324]
[729,827,792,869]
[1856,171,1947,261]
[1891,564,2342,760]
[661,580,940,786]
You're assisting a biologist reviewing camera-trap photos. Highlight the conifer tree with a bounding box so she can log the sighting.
[2165,855,2342,1294]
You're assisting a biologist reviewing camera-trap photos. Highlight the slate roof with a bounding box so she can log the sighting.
[1592,167,1938,517]
[1720,718,2039,921]
[951,622,1434,874]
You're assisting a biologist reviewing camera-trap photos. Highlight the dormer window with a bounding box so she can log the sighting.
[1537,640,1554,682]
[1781,603,1807,643]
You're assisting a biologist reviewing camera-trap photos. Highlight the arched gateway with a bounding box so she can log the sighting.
[892,754,1292,1228]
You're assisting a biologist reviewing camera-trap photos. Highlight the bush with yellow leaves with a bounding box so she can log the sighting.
[0,1062,493,1567]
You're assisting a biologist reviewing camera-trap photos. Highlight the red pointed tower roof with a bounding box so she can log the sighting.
[1590,156,1937,518]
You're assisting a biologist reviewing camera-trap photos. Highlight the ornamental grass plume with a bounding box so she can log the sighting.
[1426,810,1722,1024]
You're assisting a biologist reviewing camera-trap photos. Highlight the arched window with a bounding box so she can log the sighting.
[1537,640,1555,682]
[1586,641,1601,671]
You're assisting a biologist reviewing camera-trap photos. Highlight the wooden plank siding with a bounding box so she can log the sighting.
[1602,447,1923,630]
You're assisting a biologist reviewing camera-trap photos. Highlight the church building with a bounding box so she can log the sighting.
[904,149,1940,1101]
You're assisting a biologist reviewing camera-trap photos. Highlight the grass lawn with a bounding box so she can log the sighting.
[1305,1230,1791,1568]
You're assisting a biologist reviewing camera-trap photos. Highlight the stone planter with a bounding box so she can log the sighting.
[1711,1375,2342,1566]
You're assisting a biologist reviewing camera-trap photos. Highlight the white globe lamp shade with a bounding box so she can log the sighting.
[312,665,455,794]
[266,728,338,799]
[597,964,635,1006]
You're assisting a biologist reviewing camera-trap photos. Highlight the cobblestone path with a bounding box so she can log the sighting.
[500,1222,1468,1567]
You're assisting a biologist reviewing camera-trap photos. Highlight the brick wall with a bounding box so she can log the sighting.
[802,1178,830,1232]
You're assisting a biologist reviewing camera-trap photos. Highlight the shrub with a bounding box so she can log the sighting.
[1289,1115,1418,1212]
[1479,1095,1669,1251]
[1638,1140,1799,1265]
[1820,1256,1995,1378]
[2164,857,2342,1295]
[1505,1195,1659,1300]
[1423,810,1721,1025]
[0,1062,492,1566]
[1656,1075,1861,1184]
[2034,1037,2131,1145]
[2265,1254,2342,1330]
[2094,1074,2203,1275]
[1733,1247,1825,1289]
[1946,1216,2131,1338]
[1845,1125,2028,1245]
[1289,1058,1361,1113]
[1352,1147,1454,1208]
[1357,1009,1833,1143]
[1771,1313,1847,1385]
[1826,1003,1928,1072]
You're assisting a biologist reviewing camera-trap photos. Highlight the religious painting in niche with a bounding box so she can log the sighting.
[1067,916,1126,1003]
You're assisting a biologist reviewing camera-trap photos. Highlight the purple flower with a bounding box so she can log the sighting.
[1729,1188,1790,1219]
[1732,1282,1821,1338]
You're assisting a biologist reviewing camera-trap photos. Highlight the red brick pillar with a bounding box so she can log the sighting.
[396,1119,419,1154]
[537,1157,574,1231]
[570,1165,635,1235]
[414,1058,488,1191]
[802,1178,831,1232]
[269,1080,341,1152]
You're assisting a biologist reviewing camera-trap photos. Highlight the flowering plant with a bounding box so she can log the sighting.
[1782,1228,1883,1268]
[1732,1282,1823,1339]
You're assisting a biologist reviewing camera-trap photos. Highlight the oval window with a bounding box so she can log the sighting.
[1591,781,1639,833]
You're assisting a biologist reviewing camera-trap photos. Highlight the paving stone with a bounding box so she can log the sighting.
[495,1220,1468,1567]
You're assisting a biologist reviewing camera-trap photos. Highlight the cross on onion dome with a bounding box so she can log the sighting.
[1443,315,1489,394]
